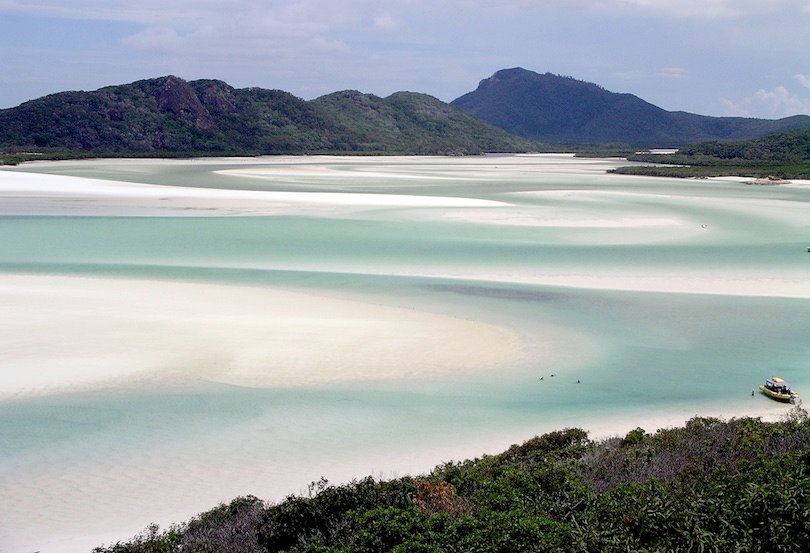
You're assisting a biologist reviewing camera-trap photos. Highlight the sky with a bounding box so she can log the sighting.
[0,0,809,118]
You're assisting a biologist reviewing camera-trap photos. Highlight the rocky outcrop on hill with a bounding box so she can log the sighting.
[0,76,538,155]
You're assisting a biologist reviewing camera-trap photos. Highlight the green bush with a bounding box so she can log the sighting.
[95,414,810,553]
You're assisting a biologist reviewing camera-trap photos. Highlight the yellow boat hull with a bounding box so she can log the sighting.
[759,385,798,403]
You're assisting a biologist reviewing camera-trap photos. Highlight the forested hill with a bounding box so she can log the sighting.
[0,76,537,156]
[4,71,809,158]
[310,90,537,155]
[451,67,810,147]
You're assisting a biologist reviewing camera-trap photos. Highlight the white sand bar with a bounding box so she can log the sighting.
[2,155,808,552]
[0,274,524,398]
[0,170,505,217]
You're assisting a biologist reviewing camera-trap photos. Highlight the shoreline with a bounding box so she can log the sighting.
[1,155,807,553]
[18,398,800,553]
[7,392,800,553]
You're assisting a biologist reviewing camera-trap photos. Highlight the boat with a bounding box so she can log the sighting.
[759,376,799,403]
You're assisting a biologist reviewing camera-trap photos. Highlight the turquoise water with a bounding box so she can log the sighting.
[0,156,808,551]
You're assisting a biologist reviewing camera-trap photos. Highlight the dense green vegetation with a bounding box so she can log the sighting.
[611,127,810,179]
[678,126,810,161]
[0,76,538,160]
[94,410,810,552]
[451,68,810,146]
[311,91,537,155]
[3,71,809,164]
[609,163,810,180]
[0,150,224,166]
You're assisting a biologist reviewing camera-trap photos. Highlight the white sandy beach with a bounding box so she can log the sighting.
[0,168,506,217]
[0,267,529,552]
[1,156,808,553]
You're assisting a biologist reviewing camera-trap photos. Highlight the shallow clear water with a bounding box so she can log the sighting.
[1,155,808,551]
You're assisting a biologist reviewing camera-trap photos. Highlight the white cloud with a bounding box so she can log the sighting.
[121,26,184,51]
[612,68,688,84]
[373,14,398,31]
[796,74,810,89]
[0,1,376,25]
[657,67,689,79]
[4,0,801,23]
[612,70,644,81]
[721,85,810,118]
[618,0,739,19]
[105,1,355,67]
[603,0,803,19]
[1,0,808,112]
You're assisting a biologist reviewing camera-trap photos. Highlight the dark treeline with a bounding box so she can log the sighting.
[612,127,810,179]
[678,127,810,162]
[95,410,810,553]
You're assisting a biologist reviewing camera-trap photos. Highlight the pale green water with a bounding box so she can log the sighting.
[0,156,808,551]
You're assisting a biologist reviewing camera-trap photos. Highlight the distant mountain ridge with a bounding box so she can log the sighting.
[2,70,809,156]
[0,76,536,156]
[450,68,810,147]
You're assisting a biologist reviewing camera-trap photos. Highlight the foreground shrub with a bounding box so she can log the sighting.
[95,413,810,552]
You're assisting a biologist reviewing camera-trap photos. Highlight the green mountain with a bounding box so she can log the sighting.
[5,71,807,157]
[0,76,538,156]
[311,90,536,154]
[451,68,810,147]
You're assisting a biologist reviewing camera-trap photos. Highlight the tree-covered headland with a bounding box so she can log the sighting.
[611,127,810,179]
